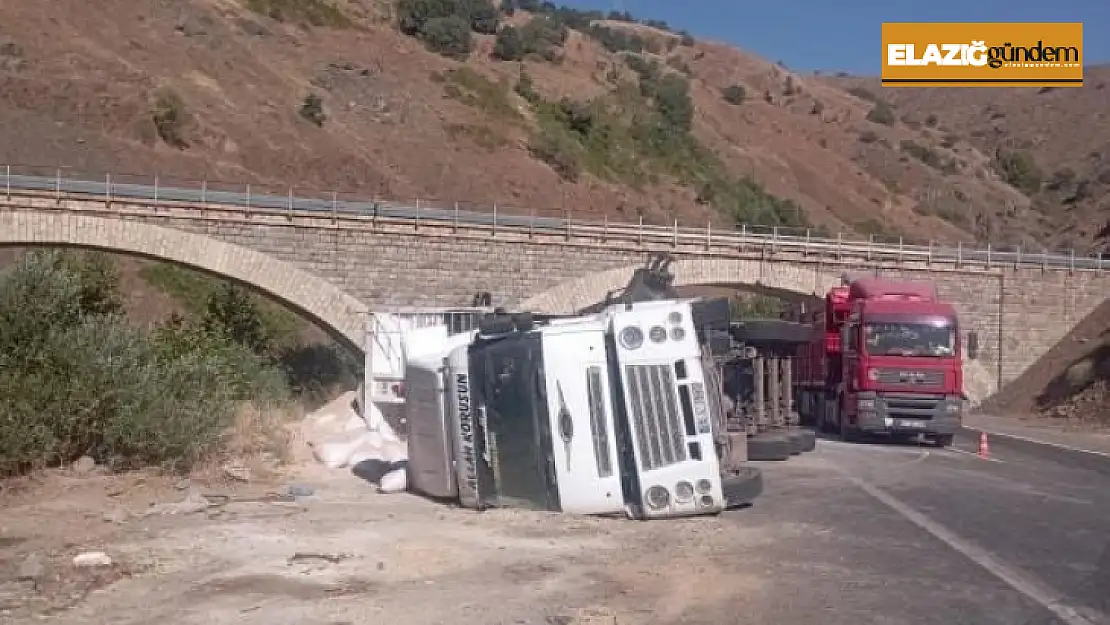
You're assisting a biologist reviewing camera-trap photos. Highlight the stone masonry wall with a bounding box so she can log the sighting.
[7,202,1110,403]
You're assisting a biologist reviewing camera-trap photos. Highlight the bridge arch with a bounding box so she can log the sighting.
[0,211,368,352]
[519,257,845,314]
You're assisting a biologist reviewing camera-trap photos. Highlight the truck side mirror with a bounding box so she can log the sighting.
[966,331,979,360]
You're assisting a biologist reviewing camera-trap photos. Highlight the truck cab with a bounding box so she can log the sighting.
[403,298,762,519]
[833,278,964,445]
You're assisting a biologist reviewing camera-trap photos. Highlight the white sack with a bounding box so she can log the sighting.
[378,467,407,494]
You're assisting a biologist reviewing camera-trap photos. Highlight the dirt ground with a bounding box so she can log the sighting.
[0,455,766,625]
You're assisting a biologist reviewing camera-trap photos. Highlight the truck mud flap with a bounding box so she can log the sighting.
[722,466,763,509]
[747,432,792,461]
[729,319,812,346]
[787,428,817,453]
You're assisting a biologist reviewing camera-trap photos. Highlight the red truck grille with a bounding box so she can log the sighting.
[873,368,945,388]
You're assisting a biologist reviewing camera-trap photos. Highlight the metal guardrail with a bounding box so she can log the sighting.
[2,164,1106,272]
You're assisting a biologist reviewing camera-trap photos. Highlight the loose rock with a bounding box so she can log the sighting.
[72,551,113,568]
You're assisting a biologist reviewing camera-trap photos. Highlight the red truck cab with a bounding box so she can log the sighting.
[789,277,964,446]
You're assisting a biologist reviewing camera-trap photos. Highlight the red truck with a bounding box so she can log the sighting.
[784,275,965,447]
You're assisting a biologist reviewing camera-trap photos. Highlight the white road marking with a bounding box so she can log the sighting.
[944,446,1006,463]
[973,428,1110,459]
[837,466,1102,625]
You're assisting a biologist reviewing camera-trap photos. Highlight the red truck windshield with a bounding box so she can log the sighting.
[863,318,956,358]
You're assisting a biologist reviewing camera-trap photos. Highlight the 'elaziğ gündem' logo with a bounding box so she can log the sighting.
[887,40,1080,69]
[881,23,1083,87]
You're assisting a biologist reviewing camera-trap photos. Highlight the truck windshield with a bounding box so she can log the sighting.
[863,320,955,357]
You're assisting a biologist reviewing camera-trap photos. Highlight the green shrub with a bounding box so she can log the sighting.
[421,15,473,58]
[493,24,526,60]
[299,93,327,126]
[865,100,896,126]
[721,84,746,105]
[994,149,1043,195]
[0,251,286,476]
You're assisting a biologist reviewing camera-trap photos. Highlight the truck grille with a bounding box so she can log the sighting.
[624,364,687,470]
[873,368,945,388]
[884,392,944,420]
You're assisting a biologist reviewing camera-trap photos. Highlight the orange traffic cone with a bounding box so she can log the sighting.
[977,432,990,459]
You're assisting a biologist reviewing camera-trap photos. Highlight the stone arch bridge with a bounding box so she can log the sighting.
[3,172,1110,401]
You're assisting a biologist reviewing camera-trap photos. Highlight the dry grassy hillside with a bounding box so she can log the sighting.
[826,70,1110,252]
[0,0,1054,245]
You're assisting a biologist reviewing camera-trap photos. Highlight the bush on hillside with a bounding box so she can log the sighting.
[421,15,473,59]
[0,251,287,476]
[865,100,897,126]
[721,84,746,105]
[994,149,1043,195]
[493,24,526,60]
[396,0,478,58]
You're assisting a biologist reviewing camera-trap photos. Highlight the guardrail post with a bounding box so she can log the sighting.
[529,207,535,239]
[5,164,9,201]
[565,209,571,241]
[836,232,842,260]
[105,173,111,207]
[706,219,711,250]
[956,241,962,266]
[986,243,991,268]
[1069,248,1075,273]
[245,183,251,217]
[331,191,338,225]
[603,214,609,242]
[55,168,61,202]
[772,226,778,255]
[1099,253,1104,271]
[153,175,159,209]
[638,214,643,247]
[1016,245,1022,268]
[927,240,933,266]
[1042,248,1047,271]
[867,234,873,261]
[673,219,678,248]
[492,202,497,237]
[804,228,811,257]
[201,179,208,215]
[287,187,294,219]
[898,237,904,263]
[454,201,460,233]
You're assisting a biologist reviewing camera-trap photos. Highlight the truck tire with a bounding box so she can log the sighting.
[790,428,817,453]
[722,466,763,509]
[729,319,812,346]
[747,432,792,461]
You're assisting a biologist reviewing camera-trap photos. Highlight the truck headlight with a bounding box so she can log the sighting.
[619,326,644,349]
[669,326,686,341]
[668,311,682,325]
[674,481,694,503]
[867,369,879,381]
[858,398,876,410]
[649,326,667,343]
[946,402,961,413]
[695,479,713,494]
[645,486,670,510]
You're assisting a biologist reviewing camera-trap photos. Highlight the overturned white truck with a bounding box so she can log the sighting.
[388,297,763,520]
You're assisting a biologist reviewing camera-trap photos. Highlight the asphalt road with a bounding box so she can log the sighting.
[716,431,1110,625]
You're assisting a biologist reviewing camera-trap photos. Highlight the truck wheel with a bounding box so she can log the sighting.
[790,428,817,452]
[721,466,763,509]
[747,433,792,461]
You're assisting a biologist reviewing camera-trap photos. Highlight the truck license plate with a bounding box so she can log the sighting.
[897,419,926,429]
